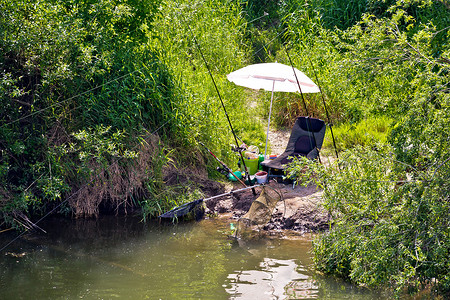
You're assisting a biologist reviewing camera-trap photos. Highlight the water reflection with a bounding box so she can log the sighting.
[0,216,384,299]
[226,258,318,299]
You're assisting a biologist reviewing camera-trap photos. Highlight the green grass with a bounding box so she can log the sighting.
[323,116,393,152]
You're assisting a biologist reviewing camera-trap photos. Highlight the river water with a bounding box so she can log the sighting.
[0,215,385,299]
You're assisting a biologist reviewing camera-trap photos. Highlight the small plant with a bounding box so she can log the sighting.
[285,155,326,188]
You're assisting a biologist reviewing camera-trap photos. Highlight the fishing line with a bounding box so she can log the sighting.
[253,28,287,62]
[247,11,269,24]
[296,40,339,159]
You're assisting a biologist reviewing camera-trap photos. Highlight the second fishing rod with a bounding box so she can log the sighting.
[182,15,256,195]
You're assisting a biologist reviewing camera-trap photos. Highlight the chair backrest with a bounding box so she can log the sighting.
[285,117,326,155]
[298,117,326,133]
[294,135,316,154]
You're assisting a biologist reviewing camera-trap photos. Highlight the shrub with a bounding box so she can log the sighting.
[286,146,450,297]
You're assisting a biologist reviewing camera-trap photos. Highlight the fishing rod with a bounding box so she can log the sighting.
[304,54,339,159]
[182,14,256,194]
[283,44,322,164]
[159,184,263,219]
[198,141,247,187]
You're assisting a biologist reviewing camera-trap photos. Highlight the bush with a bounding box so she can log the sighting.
[286,146,450,297]
[280,1,450,297]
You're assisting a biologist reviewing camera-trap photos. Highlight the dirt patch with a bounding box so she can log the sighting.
[204,180,330,234]
[266,126,291,157]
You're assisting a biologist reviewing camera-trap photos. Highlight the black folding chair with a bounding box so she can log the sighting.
[261,116,326,182]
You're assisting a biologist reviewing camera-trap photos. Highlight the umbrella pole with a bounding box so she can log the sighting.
[264,81,276,159]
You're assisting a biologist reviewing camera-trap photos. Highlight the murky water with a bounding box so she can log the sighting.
[0,216,384,299]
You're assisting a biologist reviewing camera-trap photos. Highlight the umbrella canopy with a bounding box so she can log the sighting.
[227,62,320,94]
[227,62,320,158]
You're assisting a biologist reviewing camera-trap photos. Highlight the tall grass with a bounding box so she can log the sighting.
[151,0,266,161]
[322,116,392,152]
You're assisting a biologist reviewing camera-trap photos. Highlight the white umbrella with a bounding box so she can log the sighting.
[227,62,320,158]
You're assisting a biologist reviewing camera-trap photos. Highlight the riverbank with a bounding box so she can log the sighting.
[201,120,331,234]
[204,181,330,234]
